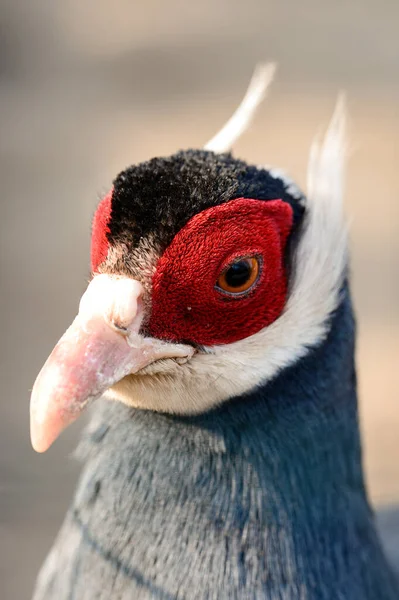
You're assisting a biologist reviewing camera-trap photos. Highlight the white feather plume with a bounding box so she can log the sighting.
[204,63,276,153]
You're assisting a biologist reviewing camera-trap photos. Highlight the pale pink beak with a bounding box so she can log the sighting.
[30,275,194,453]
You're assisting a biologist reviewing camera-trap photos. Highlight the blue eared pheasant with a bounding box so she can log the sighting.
[30,65,399,599]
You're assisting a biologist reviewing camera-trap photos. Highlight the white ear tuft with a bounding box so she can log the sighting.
[204,63,276,153]
[307,93,347,211]
[302,95,348,316]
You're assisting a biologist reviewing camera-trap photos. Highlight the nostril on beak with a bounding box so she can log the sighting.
[110,320,129,334]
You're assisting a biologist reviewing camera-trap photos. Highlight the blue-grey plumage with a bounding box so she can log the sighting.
[32,286,399,599]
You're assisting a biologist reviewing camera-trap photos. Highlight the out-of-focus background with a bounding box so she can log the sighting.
[0,1,398,598]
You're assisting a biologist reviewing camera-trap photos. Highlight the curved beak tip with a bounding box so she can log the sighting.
[30,414,51,453]
[30,428,50,453]
[29,406,63,453]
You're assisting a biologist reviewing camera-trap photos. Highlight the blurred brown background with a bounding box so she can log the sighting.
[0,1,398,598]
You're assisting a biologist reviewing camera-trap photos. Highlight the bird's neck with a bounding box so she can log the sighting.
[78,289,398,597]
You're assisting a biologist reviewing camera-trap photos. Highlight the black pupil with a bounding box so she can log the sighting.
[225,260,251,288]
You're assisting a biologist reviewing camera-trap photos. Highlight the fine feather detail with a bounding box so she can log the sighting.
[109,97,349,414]
[204,63,276,153]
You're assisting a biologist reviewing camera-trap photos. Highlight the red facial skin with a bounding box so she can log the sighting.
[91,195,293,347]
[149,198,293,346]
[91,190,112,272]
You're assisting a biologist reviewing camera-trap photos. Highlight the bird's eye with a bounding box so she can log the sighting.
[216,257,261,296]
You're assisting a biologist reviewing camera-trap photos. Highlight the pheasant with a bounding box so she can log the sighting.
[31,65,399,599]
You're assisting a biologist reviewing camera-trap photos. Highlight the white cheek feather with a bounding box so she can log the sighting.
[109,96,349,415]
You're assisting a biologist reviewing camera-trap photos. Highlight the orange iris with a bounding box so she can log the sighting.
[217,257,260,295]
